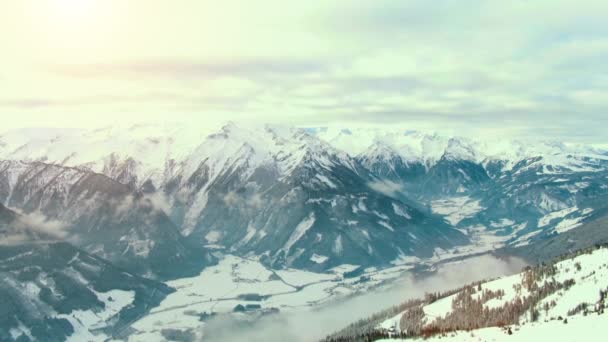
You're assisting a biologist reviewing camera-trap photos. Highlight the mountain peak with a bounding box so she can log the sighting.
[442,137,479,162]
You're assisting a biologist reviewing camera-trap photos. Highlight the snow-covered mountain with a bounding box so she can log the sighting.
[326,244,608,341]
[0,124,471,271]
[1,123,607,271]
[0,124,214,190]
[159,124,467,270]
[313,127,608,170]
[2,124,604,193]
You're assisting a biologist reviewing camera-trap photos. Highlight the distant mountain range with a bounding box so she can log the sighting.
[1,123,606,271]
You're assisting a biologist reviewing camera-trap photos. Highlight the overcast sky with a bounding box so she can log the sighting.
[1,0,607,142]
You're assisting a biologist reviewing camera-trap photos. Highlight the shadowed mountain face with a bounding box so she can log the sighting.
[0,242,173,342]
[0,203,17,225]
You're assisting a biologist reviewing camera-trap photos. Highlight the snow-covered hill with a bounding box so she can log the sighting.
[326,244,608,341]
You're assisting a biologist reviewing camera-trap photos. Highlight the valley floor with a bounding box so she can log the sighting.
[128,255,418,341]
[128,218,530,341]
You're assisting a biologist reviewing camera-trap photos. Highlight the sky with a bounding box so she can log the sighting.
[1,0,607,142]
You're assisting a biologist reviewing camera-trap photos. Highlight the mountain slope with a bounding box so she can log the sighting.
[501,211,608,264]
[0,161,213,280]
[356,141,426,185]
[161,124,468,270]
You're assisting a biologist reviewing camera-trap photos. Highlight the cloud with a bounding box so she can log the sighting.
[222,190,264,209]
[51,59,326,80]
[17,212,69,238]
[0,99,55,109]
[1,0,608,142]
[368,180,404,197]
[201,254,526,342]
[143,192,172,214]
[114,193,173,216]
[221,191,240,207]
[0,210,70,245]
[115,195,136,216]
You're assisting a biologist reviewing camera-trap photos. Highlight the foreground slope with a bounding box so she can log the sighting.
[326,245,608,341]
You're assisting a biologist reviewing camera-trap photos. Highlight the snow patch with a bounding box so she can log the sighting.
[310,254,329,264]
[392,203,412,219]
[538,206,578,227]
[315,174,337,188]
[283,213,315,253]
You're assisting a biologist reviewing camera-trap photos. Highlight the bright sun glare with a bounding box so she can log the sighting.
[54,0,97,18]
[25,0,119,62]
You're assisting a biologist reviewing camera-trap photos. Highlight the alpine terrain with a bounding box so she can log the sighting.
[0,123,607,341]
